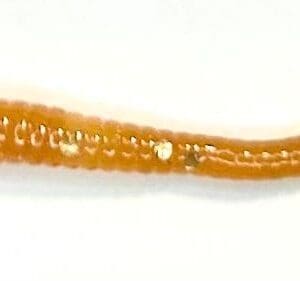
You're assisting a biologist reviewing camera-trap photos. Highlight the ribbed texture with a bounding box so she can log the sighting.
[0,99,300,179]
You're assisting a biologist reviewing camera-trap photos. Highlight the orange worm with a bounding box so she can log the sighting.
[0,99,299,179]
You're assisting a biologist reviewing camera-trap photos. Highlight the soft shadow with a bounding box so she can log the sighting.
[0,163,299,202]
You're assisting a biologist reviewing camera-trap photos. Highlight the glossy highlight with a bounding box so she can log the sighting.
[0,100,300,179]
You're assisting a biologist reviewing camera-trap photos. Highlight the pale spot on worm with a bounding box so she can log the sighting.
[291,159,299,166]
[75,130,83,142]
[281,150,289,159]
[197,155,207,163]
[122,152,133,159]
[14,124,25,146]
[130,136,137,144]
[193,144,200,152]
[30,135,40,147]
[185,165,195,172]
[30,130,43,147]
[205,144,217,153]
[140,153,152,160]
[94,134,101,143]
[49,131,60,149]
[149,140,155,148]
[57,128,64,137]
[154,141,173,161]
[15,139,24,146]
[39,124,47,135]
[103,149,115,157]
[262,151,271,159]
[0,134,5,142]
[103,136,108,144]
[185,144,192,151]
[141,139,148,147]
[84,147,97,155]
[208,156,235,166]
[2,116,9,127]
[21,119,27,130]
[59,142,79,157]
[271,162,281,168]
[177,144,185,150]
[0,116,8,142]
[177,155,186,161]
[243,150,252,158]
[84,134,100,155]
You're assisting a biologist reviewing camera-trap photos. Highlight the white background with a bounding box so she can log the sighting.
[0,0,300,280]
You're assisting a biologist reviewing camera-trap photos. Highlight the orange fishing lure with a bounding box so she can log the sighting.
[0,100,299,179]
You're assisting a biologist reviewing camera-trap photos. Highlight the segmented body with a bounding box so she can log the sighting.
[0,100,300,179]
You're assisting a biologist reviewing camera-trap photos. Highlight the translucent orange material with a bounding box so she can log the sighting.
[0,100,300,179]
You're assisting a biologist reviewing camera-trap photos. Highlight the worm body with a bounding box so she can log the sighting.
[0,100,300,179]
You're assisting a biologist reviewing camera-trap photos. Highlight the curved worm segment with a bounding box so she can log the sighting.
[0,100,299,179]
